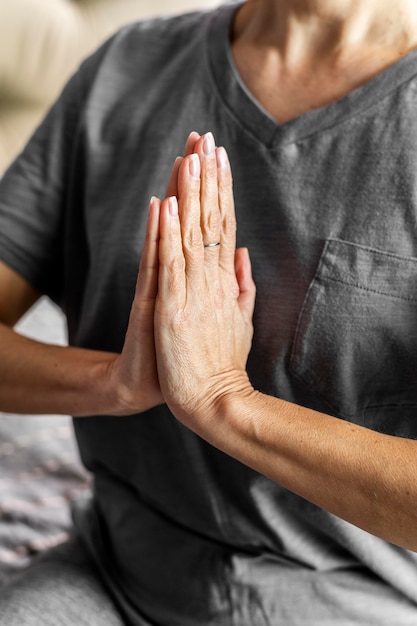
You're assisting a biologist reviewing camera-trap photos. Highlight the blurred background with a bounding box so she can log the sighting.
[0,0,220,584]
[0,0,220,174]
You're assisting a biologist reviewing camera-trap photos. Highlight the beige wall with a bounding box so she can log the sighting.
[0,0,220,175]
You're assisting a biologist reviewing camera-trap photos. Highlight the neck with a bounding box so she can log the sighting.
[234,0,417,68]
[230,0,417,124]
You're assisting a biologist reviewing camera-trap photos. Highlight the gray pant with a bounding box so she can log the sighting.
[0,536,127,625]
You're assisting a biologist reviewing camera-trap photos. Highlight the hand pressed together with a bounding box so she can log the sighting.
[106,131,255,422]
[154,133,256,429]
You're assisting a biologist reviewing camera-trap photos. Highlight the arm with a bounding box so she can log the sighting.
[0,196,161,417]
[154,134,417,553]
[208,391,417,553]
[0,132,201,417]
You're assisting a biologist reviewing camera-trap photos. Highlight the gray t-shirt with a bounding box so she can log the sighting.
[1,2,417,624]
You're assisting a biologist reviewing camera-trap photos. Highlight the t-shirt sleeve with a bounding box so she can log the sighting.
[0,73,82,304]
[0,36,116,307]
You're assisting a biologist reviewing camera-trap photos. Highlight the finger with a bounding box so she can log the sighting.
[158,195,186,304]
[216,146,236,271]
[177,154,204,282]
[165,156,183,198]
[194,132,221,254]
[235,247,256,324]
[164,132,200,198]
[184,131,201,157]
[135,196,161,312]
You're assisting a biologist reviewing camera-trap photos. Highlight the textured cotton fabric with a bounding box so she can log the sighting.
[1,2,417,624]
[0,534,126,626]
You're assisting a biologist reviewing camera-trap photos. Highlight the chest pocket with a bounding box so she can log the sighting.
[289,239,417,436]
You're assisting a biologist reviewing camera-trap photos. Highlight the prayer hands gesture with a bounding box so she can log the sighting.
[154,133,256,431]
[109,132,255,426]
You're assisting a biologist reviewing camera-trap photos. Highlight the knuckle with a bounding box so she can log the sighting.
[203,161,218,183]
[169,255,185,274]
[165,257,185,292]
[185,227,203,250]
[173,306,191,328]
[218,173,233,193]
[222,212,236,234]
[204,210,221,233]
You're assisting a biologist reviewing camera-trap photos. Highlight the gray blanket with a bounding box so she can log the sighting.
[0,299,90,586]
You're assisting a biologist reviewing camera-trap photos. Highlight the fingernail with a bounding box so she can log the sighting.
[189,154,200,178]
[203,132,215,156]
[149,196,157,213]
[216,146,229,171]
[169,196,178,217]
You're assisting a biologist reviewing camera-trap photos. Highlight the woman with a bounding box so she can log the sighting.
[1,0,417,623]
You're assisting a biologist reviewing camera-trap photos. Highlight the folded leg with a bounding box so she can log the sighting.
[0,534,126,626]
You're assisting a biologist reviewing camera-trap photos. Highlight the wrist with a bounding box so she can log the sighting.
[212,382,264,453]
[71,351,129,417]
[177,372,259,451]
[102,353,163,416]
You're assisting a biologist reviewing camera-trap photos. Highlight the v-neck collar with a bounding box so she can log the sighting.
[207,2,417,148]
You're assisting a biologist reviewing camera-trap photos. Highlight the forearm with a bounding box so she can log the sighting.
[153,138,417,552]
[0,322,123,416]
[196,386,417,552]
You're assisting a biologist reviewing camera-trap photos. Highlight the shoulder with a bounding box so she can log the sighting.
[74,4,234,115]
[87,6,220,79]
[123,6,215,43]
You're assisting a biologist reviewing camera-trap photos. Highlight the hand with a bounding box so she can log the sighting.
[106,132,201,414]
[155,133,256,429]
